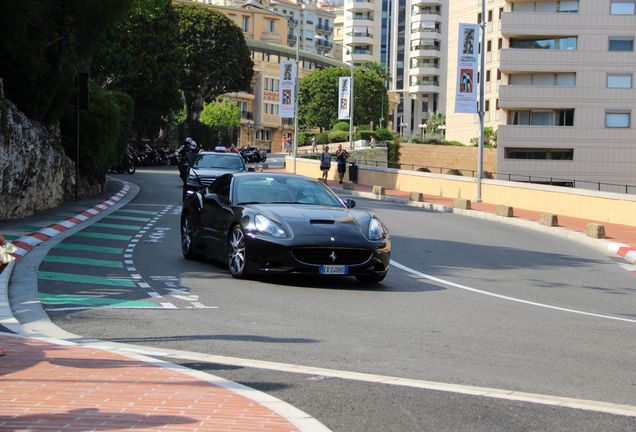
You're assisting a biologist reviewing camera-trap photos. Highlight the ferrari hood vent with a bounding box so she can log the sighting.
[310,219,335,225]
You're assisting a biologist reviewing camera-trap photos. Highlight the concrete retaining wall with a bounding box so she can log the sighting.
[287,156,636,227]
[397,143,497,175]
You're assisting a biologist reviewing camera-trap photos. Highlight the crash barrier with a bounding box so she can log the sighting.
[287,157,636,227]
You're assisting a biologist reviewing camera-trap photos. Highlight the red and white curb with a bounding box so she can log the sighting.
[608,243,636,275]
[9,184,132,260]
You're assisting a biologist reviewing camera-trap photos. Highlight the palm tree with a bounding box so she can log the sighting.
[363,61,391,82]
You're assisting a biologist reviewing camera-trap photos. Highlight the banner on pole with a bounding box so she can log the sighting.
[454,23,480,113]
[338,77,351,120]
[279,61,296,118]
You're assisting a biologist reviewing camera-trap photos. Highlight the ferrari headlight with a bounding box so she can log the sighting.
[248,214,287,238]
[368,218,385,241]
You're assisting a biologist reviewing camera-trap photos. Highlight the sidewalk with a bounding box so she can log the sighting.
[0,177,324,432]
[0,334,300,432]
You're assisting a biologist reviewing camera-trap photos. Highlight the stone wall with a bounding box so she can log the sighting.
[0,80,103,221]
[397,143,497,176]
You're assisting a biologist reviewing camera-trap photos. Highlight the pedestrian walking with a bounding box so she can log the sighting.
[287,137,292,155]
[320,146,331,181]
[370,136,376,147]
[335,144,349,184]
[311,136,317,153]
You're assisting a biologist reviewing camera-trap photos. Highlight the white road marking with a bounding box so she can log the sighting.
[137,282,151,288]
[97,346,636,418]
[124,260,133,265]
[160,302,178,309]
[390,260,636,324]
[191,302,217,309]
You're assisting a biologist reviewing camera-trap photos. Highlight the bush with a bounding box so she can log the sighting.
[408,134,423,144]
[417,167,431,172]
[423,132,444,144]
[446,169,463,176]
[332,121,350,132]
[388,141,400,165]
[61,82,134,178]
[442,140,465,146]
[374,128,394,142]
[328,130,349,143]
[354,130,377,141]
[357,123,372,131]
[299,131,317,146]
[316,132,329,144]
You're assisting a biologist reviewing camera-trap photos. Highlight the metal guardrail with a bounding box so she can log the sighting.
[355,159,636,195]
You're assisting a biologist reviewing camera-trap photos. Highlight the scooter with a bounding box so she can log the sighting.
[239,147,267,164]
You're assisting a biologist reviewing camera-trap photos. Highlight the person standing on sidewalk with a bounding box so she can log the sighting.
[311,136,317,153]
[335,144,349,184]
[319,146,331,181]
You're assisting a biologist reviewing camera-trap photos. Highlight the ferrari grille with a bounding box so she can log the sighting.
[292,248,372,265]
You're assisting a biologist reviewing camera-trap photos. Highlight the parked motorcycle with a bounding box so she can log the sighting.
[239,147,267,164]
[111,152,136,175]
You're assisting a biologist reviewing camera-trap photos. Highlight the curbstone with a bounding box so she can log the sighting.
[372,185,385,195]
[496,205,514,218]
[409,192,423,202]
[453,198,471,210]
[539,213,558,227]
[586,223,605,239]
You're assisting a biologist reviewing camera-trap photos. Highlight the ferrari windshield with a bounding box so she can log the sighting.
[233,175,345,207]
[192,153,244,170]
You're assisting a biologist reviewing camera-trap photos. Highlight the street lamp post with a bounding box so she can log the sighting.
[400,122,407,138]
[477,0,486,201]
[418,123,427,142]
[244,0,299,173]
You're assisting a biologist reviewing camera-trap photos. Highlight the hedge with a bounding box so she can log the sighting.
[354,130,377,141]
[328,130,349,143]
[374,128,394,142]
[332,121,350,132]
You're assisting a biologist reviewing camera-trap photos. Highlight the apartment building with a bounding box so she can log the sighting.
[447,0,636,189]
[188,0,344,150]
[270,0,336,56]
[343,0,448,136]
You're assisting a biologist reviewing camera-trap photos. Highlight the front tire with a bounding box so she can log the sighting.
[228,225,249,279]
[181,214,199,260]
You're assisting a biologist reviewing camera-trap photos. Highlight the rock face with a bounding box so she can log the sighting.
[0,82,103,221]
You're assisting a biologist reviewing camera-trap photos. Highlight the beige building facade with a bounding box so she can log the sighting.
[446,0,636,189]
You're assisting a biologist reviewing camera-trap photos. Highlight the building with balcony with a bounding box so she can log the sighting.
[270,0,336,56]
[447,0,636,189]
[185,0,344,151]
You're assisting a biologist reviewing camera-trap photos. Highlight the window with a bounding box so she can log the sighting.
[510,36,577,50]
[477,12,482,23]
[486,70,491,82]
[505,148,574,160]
[607,73,633,88]
[609,37,634,51]
[488,10,493,21]
[509,73,576,87]
[611,0,636,14]
[559,0,579,12]
[606,111,631,128]
[499,7,504,19]
[242,16,249,32]
[498,38,503,49]
[267,19,275,32]
[485,100,490,111]
[512,1,579,12]
[497,69,502,80]
[487,40,492,52]
[496,98,500,110]
[509,109,574,126]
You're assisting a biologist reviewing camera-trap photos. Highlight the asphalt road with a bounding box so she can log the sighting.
[38,167,636,431]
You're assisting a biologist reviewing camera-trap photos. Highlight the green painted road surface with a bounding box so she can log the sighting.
[103,215,151,222]
[72,231,132,241]
[52,243,123,254]
[0,234,20,241]
[116,209,158,216]
[42,255,124,268]
[38,271,136,287]
[39,293,156,308]
[91,222,144,231]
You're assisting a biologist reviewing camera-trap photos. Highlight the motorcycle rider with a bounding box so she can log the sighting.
[178,138,199,182]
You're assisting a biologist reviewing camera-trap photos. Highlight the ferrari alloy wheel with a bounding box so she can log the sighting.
[181,215,197,260]
[228,225,248,278]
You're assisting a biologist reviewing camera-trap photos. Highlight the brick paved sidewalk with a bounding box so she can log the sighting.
[0,335,299,432]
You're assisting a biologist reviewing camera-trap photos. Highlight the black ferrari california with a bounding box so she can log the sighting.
[180,173,391,283]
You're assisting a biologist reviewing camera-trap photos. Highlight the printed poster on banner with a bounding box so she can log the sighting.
[279,60,296,118]
[455,23,480,114]
[338,76,351,120]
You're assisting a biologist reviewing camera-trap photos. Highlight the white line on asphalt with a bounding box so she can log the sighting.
[390,260,636,324]
[100,345,636,418]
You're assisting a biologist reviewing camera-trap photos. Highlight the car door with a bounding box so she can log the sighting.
[201,174,234,259]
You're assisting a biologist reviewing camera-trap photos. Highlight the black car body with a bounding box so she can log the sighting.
[183,151,247,198]
[239,147,267,164]
[180,173,390,283]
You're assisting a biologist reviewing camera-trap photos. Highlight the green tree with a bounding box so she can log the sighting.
[0,0,132,123]
[93,0,182,142]
[298,67,388,131]
[199,98,240,128]
[174,3,253,124]
[470,127,497,147]
[363,61,391,82]
[426,111,446,134]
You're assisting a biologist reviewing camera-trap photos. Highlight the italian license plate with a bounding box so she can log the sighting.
[320,265,348,275]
